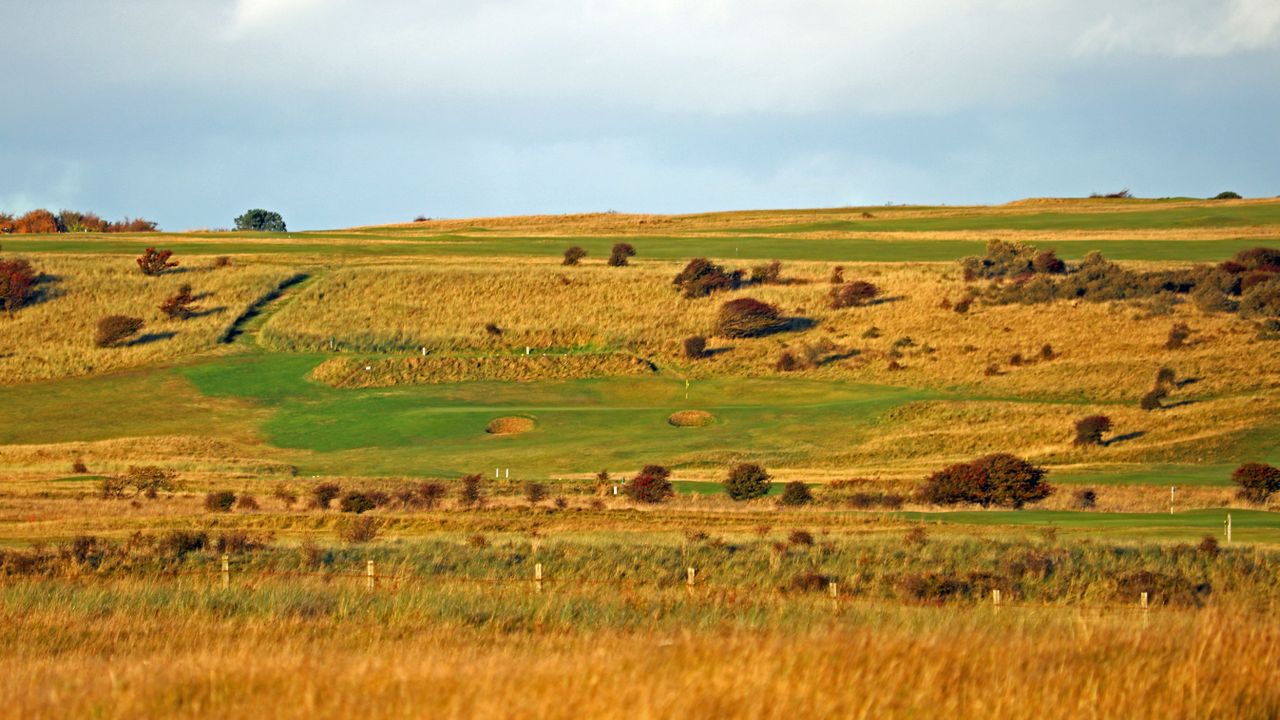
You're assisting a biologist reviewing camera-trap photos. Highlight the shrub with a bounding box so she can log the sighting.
[159,284,198,319]
[624,464,673,503]
[94,315,143,348]
[484,322,502,336]
[750,260,782,285]
[337,516,378,543]
[1213,191,1242,200]
[789,571,835,593]
[1072,415,1113,446]
[1155,366,1176,386]
[311,482,341,509]
[672,258,743,298]
[902,526,928,547]
[136,247,178,276]
[1231,462,1280,504]
[787,529,814,546]
[98,476,128,499]
[829,266,844,284]
[204,490,237,512]
[562,246,587,265]
[524,481,548,506]
[234,209,287,232]
[682,335,707,359]
[774,350,802,372]
[1165,322,1192,349]
[1198,535,1221,557]
[828,281,880,308]
[459,474,485,508]
[13,209,61,234]
[1039,344,1055,361]
[272,484,298,508]
[0,258,37,313]
[724,463,771,501]
[418,482,447,509]
[71,459,88,474]
[1234,247,1280,271]
[235,494,260,511]
[1140,387,1167,411]
[1114,570,1209,607]
[1032,250,1067,274]
[160,530,208,557]
[845,492,906,510]
[715,297,785,338]
[778,481,813,507]
[127,466,178,498]
[1072,488,1098,510]
[919,454,1052,508]
[1239,278,1280,318]
[338,492,376,514]
[897,572,971,602]
[607,242,636,267]
[213,256,232,268]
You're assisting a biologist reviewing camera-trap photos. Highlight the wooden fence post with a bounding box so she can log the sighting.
[992,589,1002,607]
[366,560,375,591]
[1226,513,1233,544]
[221,554,229,590]
[827,580,838,608]
[1140,591,1149,610]
[686,567,696,591]
[535,562,544,594]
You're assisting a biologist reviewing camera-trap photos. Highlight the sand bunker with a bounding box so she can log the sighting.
[668,410,716,428]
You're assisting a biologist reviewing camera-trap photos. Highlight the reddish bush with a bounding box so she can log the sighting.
[607,242,636,267]
[673,258,743,298]
[0,258,37,312]
[13,209,60,234]
[459,474,485,508]
[1231,462,1280,504]
[160,284,198,319]
[715,297,785,338]
[829,266,845,284]
[829,281,880,308]
[624,464,673,503]
[1032,250,1067,274]
[919,454,1052,508]
[562,246,587,266]
[137,247,178,276]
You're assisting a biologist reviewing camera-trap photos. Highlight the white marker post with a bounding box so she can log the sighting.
[1226,513,1233,544]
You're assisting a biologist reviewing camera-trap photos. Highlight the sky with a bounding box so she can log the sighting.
[2,0,1279,230]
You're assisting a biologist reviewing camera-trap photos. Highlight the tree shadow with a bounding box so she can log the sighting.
[868,295,908,306]
[701,346,735,358]
[188,306,227,319]
[1162,399,1197,409]
[1105,431,1146,447]
[777,317,817,334]
[817,349,862,367]
[1175,377,1200,388]
[126,331,177,347]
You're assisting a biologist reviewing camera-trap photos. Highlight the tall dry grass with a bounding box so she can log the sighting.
[0,255,299,383]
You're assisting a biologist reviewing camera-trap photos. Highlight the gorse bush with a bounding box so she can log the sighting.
[715,297,786,338]
[1232,463,1280,505]
[961,240,1067,281]
[136,247,178,276]
[94,315,143,348]
[607,242,636,267]
[919,454,1053,508]
[750,260,782,285]
[234,209,286,232]
[672,258,743,298]
[724,463,771,501]
[311,482,341,509]
[338,492,376,514]
[160,284,198,319]
[204,490,237,512]
[828,281,880,309]
[1073,415,1113,446]
[683,335,707,359]
[562,246,587,266]
[0,257,37,313]
[624,465,673,504]
[778,481,813,507]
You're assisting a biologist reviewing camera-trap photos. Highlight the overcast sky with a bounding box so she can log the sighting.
[2,0,1278,230]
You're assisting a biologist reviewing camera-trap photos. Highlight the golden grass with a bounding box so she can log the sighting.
[2,590,1277,719]
[310,352,656,387]
[0,256,298,383]
[668,410,716,427]
[485,416,536,435]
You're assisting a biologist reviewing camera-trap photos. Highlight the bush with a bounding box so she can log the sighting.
[1072,488,1098,510]
[1114,570,1209,607]
[417,482,447,509]
[337,516,378,543]
[459,474,485,508]
[724,463,771,501]
[159,284,198,319]
[204,490,237,512]
[562,246,587,265]
[94,315,143,348]
[213,256,232,268]
[1239,278,1280,318]
[845,492,906,510]
[0,258,37,313]
[750,260,782,285]
[896,572,971,603]
[1155,366,1176,386]
[127,466,178,498]
[235,494,260,511]
[311,482,341,509]
[1165,322,1192,349]
[524,481,548,506]
[1231,462,1280,504]
[234,209,286,232]
[829,266,844,284]
[624,464,673,503]
[12,209,61,234]
[1072,415,1113,446]
[788,571,835,593]
[787,529,814,546]
[1198,535,1221,557]
[828,281,880,308]
[71,459,88,474]
[1213,191,1242,200]
[919,454,1053,508]
[1140,387,1167,411]
[338,491,376,514]
[98,476,128,499]
[778,481,813,507]
[672,258,743,298]
[272,484,298,508]
[715,297,786,338]
[136,247,178,276]
[682,335,707,359]
[160,530,208,557]
[607,242,636,267]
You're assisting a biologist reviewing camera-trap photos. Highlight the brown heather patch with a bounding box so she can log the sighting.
[484,416,535,435]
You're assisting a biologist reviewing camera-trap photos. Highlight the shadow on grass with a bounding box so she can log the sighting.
[126,331,177,347]
[1105,431,1147,447]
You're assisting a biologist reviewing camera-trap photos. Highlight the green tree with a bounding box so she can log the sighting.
[235,209,287,232]
[724,463,772,501]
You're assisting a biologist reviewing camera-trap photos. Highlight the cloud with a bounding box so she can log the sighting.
[1073,0,1280,58]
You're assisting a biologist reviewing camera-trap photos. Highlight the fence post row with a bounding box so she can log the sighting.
[221,554,230,590]
[366,560,375,591]
[535,562,544,594]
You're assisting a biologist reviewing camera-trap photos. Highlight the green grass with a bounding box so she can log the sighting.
[897,508,1280,542]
